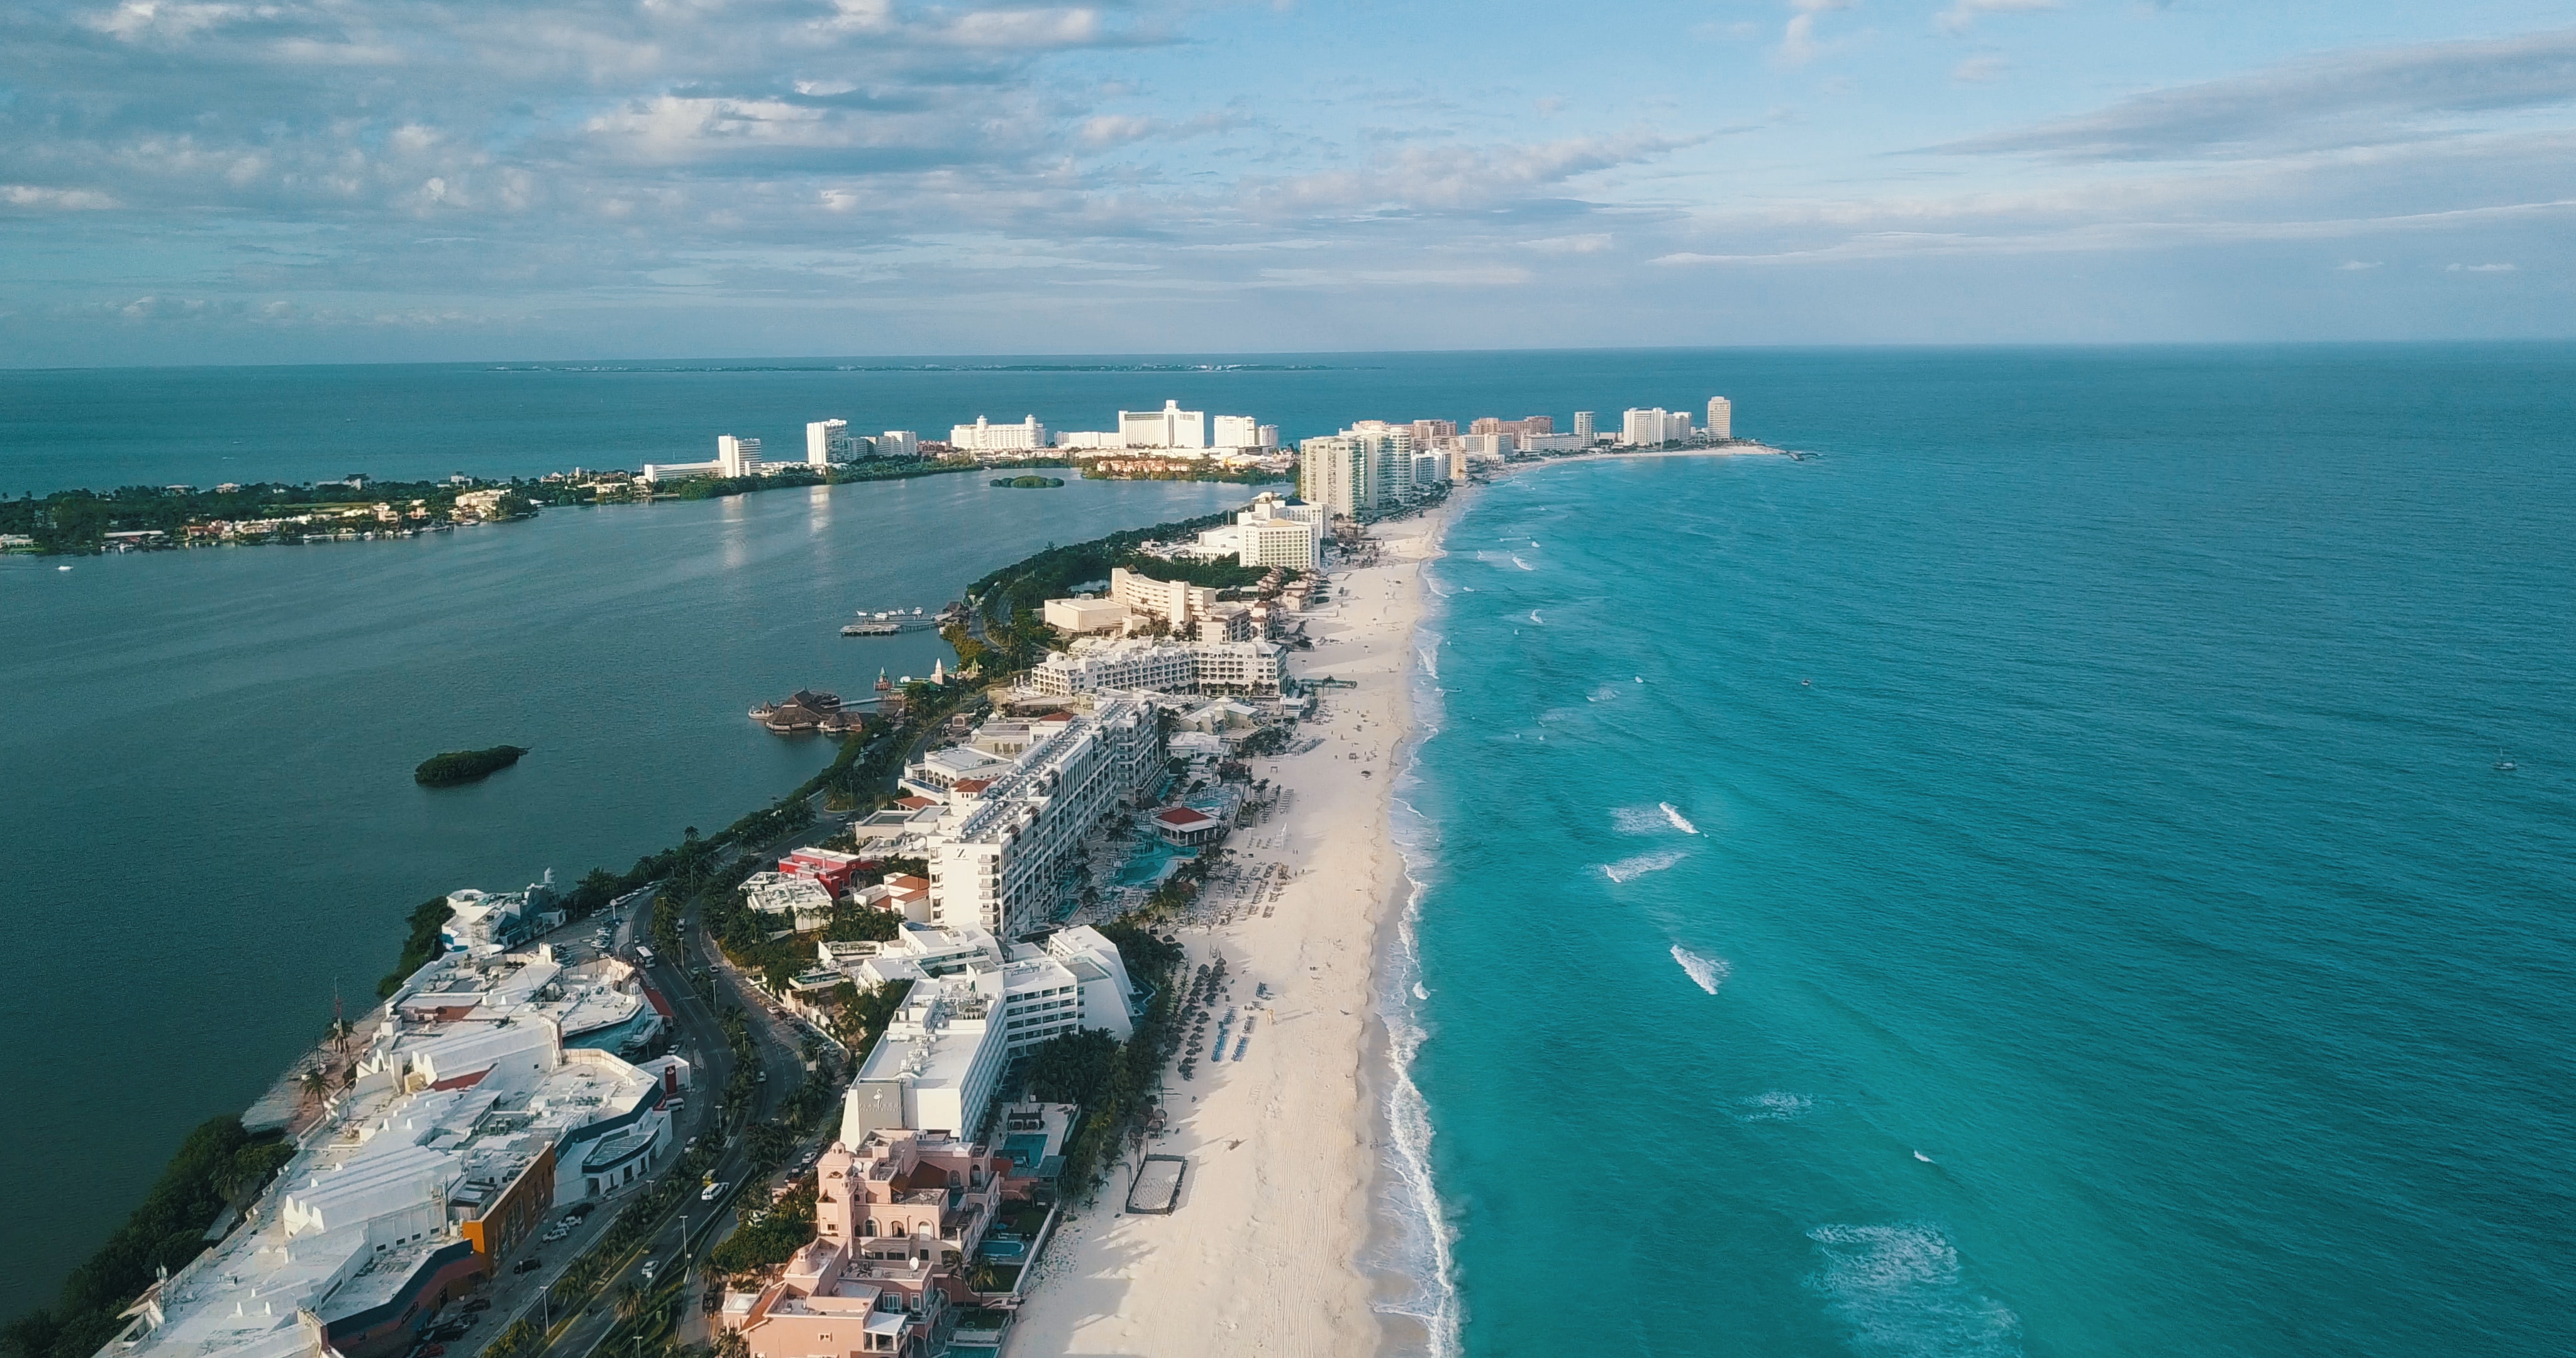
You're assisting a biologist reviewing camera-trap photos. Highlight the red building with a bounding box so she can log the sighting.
[780,847,865,897]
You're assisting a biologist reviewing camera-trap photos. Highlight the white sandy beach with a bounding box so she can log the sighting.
[1006,505,1455,1358]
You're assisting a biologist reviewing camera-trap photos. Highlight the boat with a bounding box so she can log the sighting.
[2496,749,2518,772]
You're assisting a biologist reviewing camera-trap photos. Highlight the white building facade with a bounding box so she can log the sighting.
[1119,400,1206,450]
[925,698,1162,939]
[949,416,1048,453]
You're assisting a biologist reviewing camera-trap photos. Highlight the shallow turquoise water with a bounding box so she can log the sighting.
[1396,349,2575,1357]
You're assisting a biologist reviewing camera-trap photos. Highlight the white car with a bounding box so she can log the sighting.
[700,1181,726,1201]
[639,1261,658,1283]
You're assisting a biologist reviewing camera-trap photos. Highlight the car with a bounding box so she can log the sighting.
[462,1299,492,1313]
[416,1345,446,1357]
[700,1181,726,1202]
[513,1257,544,1274]
[638,1261,659,1283]
[566,1202,596,1220]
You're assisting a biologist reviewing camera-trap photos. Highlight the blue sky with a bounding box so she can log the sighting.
[3,0,2572,364]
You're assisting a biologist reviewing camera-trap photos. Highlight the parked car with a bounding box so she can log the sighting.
[416,1345,446,1357]
[462,1299,492,1313]
[513,1257,544,1275]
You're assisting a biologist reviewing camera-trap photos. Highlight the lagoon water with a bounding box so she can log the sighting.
[4,348,2573,1354]
[0,470,1243,1326]
[1394,348,2575,1356]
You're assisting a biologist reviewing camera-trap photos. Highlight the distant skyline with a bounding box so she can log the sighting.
[4,0,2573,367]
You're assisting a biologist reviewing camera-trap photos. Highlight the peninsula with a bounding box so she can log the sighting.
[15,391,1768,1358]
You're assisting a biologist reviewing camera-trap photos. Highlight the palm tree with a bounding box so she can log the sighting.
[298,1068,330,1113]
[616,1281,647,1320]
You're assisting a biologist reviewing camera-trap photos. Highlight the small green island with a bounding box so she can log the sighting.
[414,745,530,787]
[991,475,1065,489]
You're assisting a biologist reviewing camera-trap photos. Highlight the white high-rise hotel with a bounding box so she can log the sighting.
[1120,400,1206,450]
[1299,422,1445,516]
[925,698,1163,939]
[950,415,1050,451]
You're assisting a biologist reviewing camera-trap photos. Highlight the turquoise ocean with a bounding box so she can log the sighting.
[1384,348,2575,1357]
[4,348,2572,1354]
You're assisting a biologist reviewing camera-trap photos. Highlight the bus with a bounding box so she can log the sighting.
[635,946,656,967]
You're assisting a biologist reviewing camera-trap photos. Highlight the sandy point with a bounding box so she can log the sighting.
[1004,503,1457,1357]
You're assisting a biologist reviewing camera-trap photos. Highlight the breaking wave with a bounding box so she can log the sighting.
[1670,944,1730,994]
[1734,1091,1814,1123]
[1602,849,1687,883]
[1509,555,1536,570]
[1807,1223,2023,1358]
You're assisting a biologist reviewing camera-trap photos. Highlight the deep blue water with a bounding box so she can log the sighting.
[1396,348,2576,1356]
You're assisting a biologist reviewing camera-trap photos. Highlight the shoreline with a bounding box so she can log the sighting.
[1005,499,1459,1357]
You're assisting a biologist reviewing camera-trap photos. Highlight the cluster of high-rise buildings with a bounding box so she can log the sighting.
[641,423,922,483]
[1296,396,1734,515]
[1031,400,1279,458]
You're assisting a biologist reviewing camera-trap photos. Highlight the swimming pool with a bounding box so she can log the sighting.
[1113,837,1193,888]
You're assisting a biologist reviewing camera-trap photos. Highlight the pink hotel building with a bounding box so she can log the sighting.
[719,1131,1011,1357]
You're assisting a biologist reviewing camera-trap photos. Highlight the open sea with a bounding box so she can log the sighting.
[1384,346,2576,1357]
[4,346,2572,1355]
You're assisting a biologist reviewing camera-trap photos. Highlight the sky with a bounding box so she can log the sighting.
[2,0,2572,365]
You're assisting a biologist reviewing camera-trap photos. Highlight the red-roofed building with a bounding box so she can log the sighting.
[895,795,938,811]
[779,846,864,897]
[951,778,994,797]
[1152,805,1226,846]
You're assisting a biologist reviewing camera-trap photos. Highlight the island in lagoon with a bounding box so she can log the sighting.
[412,745,529,787]
[991,474,1065,488]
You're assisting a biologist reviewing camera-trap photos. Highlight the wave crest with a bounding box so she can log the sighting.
[1670,944,1730,993]
[1603,849,1687,883]
[1807,1223,2023,1358]
[1733,1091,1814,1123]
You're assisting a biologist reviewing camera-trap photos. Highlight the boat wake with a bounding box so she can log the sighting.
[1603,849,1687,884]
[1659,802,1699,834]
[1509,555,1536,571]
[1670,944,1730,994]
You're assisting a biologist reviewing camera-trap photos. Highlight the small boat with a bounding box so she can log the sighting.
[2495,750,2518,772]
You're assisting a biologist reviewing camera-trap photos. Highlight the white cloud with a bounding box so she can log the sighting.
[1941,26,2576,161]
[1938,0,2058,37]
[2446,262,2518,272]
[1951,55,2009,84]
[1519,233,1613,253]
[2,185,123,209]
[2336,259,2382,270]
[1777,0,1852,69]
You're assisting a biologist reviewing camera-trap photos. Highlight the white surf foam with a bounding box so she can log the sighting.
[1365,648,1460,1355]
[1659,802,1699,834]
[1610,806,1666,834]
[1734,1091,1814,1122]
[1602,849,1687,883]
[1509,555,1535,571]
[1529,609,1544,624]
[1807,1223,2023,1358]
[1670,944,1730,994]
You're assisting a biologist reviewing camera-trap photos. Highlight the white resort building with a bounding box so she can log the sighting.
[101,952,683,1358]
[923,697,1162,939]
[1030,638,1284,698]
